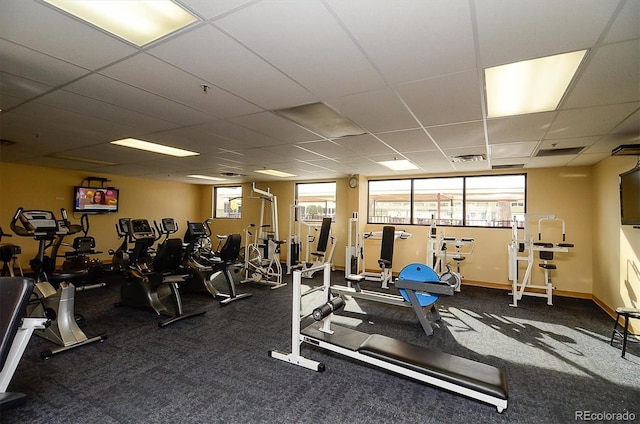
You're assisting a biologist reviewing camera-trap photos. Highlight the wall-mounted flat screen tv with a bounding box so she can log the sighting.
[74,186,119,213]
[619,166,640,226]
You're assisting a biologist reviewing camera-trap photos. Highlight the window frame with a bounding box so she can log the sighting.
[367,173,527,228]
[294,181,337,222]
[213,186,242,219]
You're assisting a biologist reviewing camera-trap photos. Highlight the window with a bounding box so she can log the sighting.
[295,182,336,221]
[368,174,526,228]
[214,186,242,218]
[465,175,526,227]
[413,177,463,225]
[368,179,411,224]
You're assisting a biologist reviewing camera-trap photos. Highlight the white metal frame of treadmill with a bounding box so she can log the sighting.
[269,263,508,413]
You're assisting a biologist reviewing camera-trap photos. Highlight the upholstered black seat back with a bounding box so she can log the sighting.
[153,239,184,273]
[218,234,241,263]
[0,277,33,370]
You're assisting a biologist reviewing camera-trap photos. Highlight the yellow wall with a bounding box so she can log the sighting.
[2,161,623,312]
[593,156,640,316]
[0,163,206,266]
[208,167,595,298]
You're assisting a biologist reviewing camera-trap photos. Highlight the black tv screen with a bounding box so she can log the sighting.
[74,186,119,213]
[620,166,640,226]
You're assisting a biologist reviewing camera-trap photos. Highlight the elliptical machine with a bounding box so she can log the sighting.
[10,207,107,359]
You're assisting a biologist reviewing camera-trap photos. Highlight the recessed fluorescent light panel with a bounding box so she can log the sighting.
[187,175,226,181]
[485,50,587,118]
[378,159,418,171]
[42,0,198,46]
[255,169,297,178]
[111,138,199,157]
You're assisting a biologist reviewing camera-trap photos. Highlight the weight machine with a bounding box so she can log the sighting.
[240,183,285,289]
[426,223,475,292]
[287,203,336,277]
[332,263,455,336]
[508,214,574,307]
[344,213,412,289]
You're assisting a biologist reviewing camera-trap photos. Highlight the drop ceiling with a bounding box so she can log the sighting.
[0,0,638,184]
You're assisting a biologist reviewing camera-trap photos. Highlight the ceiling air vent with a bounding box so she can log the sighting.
[221,172,245,177]
[536,147,584,157]
[492,164,524,170]
[0,139,16,146]
[450,154,486,163]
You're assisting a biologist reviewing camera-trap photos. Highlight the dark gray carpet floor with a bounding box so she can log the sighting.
[1,269,638,423]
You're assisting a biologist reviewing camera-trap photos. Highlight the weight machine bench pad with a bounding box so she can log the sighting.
[359,334,508,401]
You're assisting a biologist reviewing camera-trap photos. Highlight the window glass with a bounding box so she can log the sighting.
[367,174,526,228]
[214,186,242,218]
[465,175,526,227]
[295,182,336,221]
[413,177,464,225]
[368,179,411,224]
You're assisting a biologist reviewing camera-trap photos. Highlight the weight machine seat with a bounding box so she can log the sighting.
[0,277,34,410]
[358,334,508,402]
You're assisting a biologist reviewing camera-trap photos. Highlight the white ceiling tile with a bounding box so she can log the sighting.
[65,74,211,126]
[336,134,397,156]
[376,129,438,153]
[147,25,316,109]
[490,142,538,159]
[328,88,420,133]
[194,119,283,148]
[396,70,483,126]
[538,136,600,150]
[37,90,176,133]
[427,121,486,149]
[182,0,256,20]
[216,1,386,98]
[546,103,640,139]
[487,113,555,144]
[327,0,476,83]
[602,0,640,44]
[0,73,53,104]
[0,40,90,88]
[475,0,619,67]
[99,53,261,118]
[526,156,576,168]
[565,40,640,109]
[229,112,319,142]
[296,140,360,159]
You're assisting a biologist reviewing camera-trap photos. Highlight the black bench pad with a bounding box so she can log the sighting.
[358,334,508,401]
